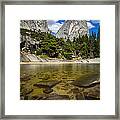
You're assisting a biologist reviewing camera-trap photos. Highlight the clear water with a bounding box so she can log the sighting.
[20,63,100,100]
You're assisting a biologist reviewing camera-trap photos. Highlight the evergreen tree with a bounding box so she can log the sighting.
[20,27,100,60]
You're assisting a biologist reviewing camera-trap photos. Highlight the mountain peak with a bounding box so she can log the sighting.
[20,20,49,32]
[56,20,88,40]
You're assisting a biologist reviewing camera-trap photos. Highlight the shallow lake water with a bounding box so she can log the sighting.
[20,63,100,100]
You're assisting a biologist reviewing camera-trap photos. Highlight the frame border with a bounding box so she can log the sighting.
[0,0,119,119]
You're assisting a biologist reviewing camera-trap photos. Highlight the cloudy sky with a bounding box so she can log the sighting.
[47,20,65,35]
[47,20,100,35]
[87,20,100,35]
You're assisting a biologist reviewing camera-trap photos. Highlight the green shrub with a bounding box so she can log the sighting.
[64,52,73,60]
[39,54,49,59]
[36,49,42,55]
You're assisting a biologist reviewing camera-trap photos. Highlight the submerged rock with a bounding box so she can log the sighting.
[84,93,100,100]
[45,93,70,100]
[21,87,33,96]
[76,93,85,100]
[24,96,29,100]
[71,88,79,94]
[83,84,100,100]
[43,88,53,94]
[32,94,47,100]
[31,93,70,100]
[34,80,61,88]
[20,74,31,81]
[20,96,24,100]
[71,78,100,88]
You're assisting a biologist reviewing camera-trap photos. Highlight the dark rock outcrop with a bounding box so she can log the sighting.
[34,80,61,88]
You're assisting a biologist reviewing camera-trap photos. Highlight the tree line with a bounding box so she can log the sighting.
[20,28,100,60]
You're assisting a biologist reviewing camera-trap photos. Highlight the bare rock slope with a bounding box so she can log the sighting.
[56,20,88,40]
[20,20,49,32]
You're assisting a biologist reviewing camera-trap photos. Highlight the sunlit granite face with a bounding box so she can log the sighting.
[20,20,49,32]
[56,20,88,41]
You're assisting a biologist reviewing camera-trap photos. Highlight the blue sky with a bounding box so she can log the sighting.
[87,20,100,36]
[47,20,100,36]
[47,20,65,35]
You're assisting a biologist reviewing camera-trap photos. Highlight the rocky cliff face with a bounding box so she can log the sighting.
[20,20,89,60]
[20,20,49,32]
[20,20,50,52]
[56,20,88,40]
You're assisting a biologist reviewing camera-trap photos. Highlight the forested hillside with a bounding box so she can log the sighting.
[20,27,100,60]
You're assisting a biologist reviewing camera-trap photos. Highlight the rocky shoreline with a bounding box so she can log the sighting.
[20,58,100,64]
[20,52,100,64]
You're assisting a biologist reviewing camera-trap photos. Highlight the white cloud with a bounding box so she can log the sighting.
[87,22,95,29]
[48,22,63,34]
